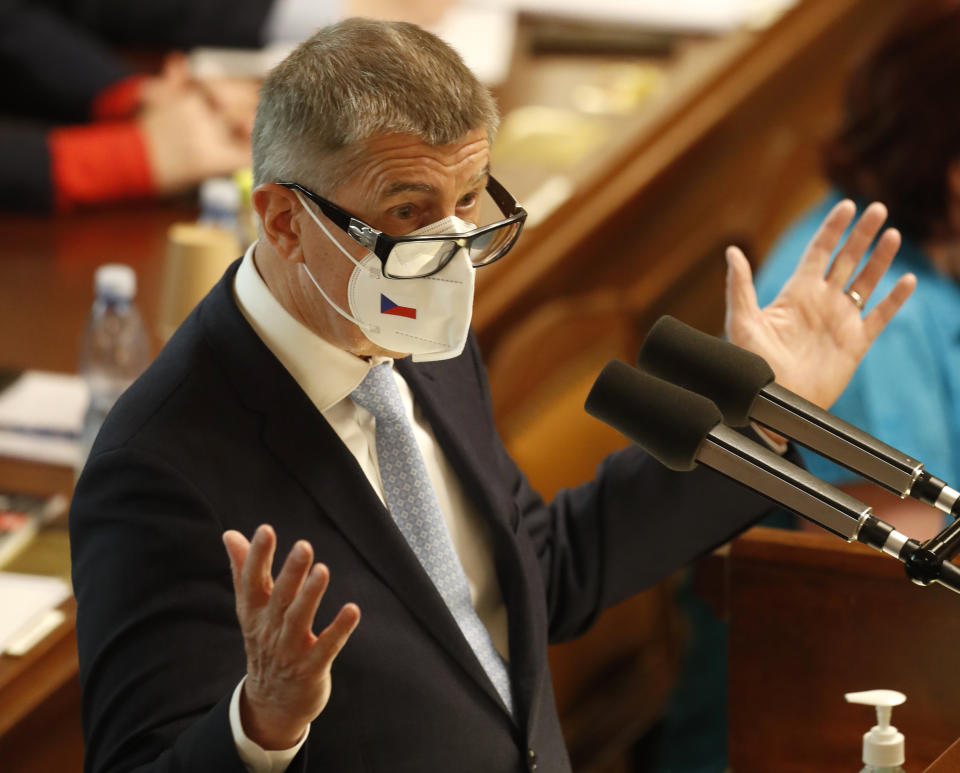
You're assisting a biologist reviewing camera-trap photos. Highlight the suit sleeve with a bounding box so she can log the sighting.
[0,0,135,210]
[0,122,55,210]
[510,437,784,643]
[60,0,278,49]
[70,445,307,773]
[0,0,129,122]
[465,335,791,644]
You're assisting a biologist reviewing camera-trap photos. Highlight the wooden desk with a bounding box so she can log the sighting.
[0,202,194,375]
[0,203,193,772]
[0,598,81,772]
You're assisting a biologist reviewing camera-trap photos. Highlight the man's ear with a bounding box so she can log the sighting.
[253,183,304,263]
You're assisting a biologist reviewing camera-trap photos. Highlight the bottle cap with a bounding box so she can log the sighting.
[94,263,137,301]
[845,689,906,767]
[200,177,241,214]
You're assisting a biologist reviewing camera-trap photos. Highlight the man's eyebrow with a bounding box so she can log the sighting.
[380,166,491,199]
[381,181,436,197]
[468,166,491,186]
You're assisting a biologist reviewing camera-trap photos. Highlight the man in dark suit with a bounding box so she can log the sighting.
[69,18,916,773]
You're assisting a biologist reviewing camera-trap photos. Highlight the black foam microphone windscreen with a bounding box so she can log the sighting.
[584,360,722,471]
[636,316,774,426]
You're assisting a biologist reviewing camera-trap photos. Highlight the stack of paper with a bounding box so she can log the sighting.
[0,371,88,467]
[0,572,71,656]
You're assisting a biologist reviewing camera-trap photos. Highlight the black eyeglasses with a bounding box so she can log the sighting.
[278,175,527,279]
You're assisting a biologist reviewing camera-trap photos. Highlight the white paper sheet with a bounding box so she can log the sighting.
[0,371,87,467]
[0,572,71,655]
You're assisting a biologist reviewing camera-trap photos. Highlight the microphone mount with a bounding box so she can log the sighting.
[706,425,960,595]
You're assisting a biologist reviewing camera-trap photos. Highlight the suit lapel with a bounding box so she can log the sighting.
[267,381,524,719]
[397,357,547,731]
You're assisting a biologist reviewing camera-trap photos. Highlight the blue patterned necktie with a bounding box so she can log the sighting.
[350,362,514,715]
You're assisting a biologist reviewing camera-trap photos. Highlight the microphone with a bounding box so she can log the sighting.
[584,359,960,594]
[635,316,960,519]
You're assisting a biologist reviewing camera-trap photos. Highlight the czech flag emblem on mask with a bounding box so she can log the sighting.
[380,295,417,319]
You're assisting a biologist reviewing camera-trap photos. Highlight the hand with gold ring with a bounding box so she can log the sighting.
[723,199,916,412]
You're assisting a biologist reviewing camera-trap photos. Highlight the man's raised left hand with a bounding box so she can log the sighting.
[724,199,916,411]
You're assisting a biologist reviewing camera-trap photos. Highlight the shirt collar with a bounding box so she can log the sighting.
[233,241,391,412]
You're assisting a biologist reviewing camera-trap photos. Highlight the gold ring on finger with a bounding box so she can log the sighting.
[845,288,865,311]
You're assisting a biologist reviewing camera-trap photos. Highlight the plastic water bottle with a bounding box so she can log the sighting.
[198,177,244,250]
[77,264,151,471]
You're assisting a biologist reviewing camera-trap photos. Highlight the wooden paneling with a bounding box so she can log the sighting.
[480,0,914,372]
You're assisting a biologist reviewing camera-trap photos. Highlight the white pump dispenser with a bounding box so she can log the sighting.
[845,690,907,772]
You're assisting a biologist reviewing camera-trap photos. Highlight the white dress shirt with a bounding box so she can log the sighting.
[227,243,509,772]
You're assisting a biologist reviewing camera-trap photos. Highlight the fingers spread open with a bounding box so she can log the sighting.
[240,524,277,608]
[825,202,887,288]
[863,273,917,342]
[308,603,362,675]
[799,199,857,277]
[222,530,250,589]
[280,563,330,649]
[724,246,759,322]
[845,228,901,305]
[266,540,315,627]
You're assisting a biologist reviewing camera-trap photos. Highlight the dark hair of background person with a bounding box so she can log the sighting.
[824,0,960,242]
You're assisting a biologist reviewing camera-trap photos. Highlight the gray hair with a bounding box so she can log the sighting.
[252,18,500,194]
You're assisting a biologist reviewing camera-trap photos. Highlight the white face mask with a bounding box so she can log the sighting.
[296,191,476,362]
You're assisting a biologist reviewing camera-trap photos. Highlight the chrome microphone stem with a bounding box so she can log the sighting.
[700,427,960,592]
[699,424,868,540]
[750,383,923,497]
[752,386,960,519]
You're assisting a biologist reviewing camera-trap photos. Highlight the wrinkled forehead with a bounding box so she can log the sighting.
[335,130,492,203]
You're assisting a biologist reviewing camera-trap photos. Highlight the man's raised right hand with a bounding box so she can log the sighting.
[222,524,361,750]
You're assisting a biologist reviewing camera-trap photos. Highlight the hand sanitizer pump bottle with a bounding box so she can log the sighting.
[845,690,907,773]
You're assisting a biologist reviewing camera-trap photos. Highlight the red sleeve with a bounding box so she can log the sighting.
[91,75,146,121]
[49,122,155,212]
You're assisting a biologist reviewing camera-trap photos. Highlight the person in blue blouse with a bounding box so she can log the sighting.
[756,3,960,540]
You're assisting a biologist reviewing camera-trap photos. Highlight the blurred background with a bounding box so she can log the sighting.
[2,1,954,771]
